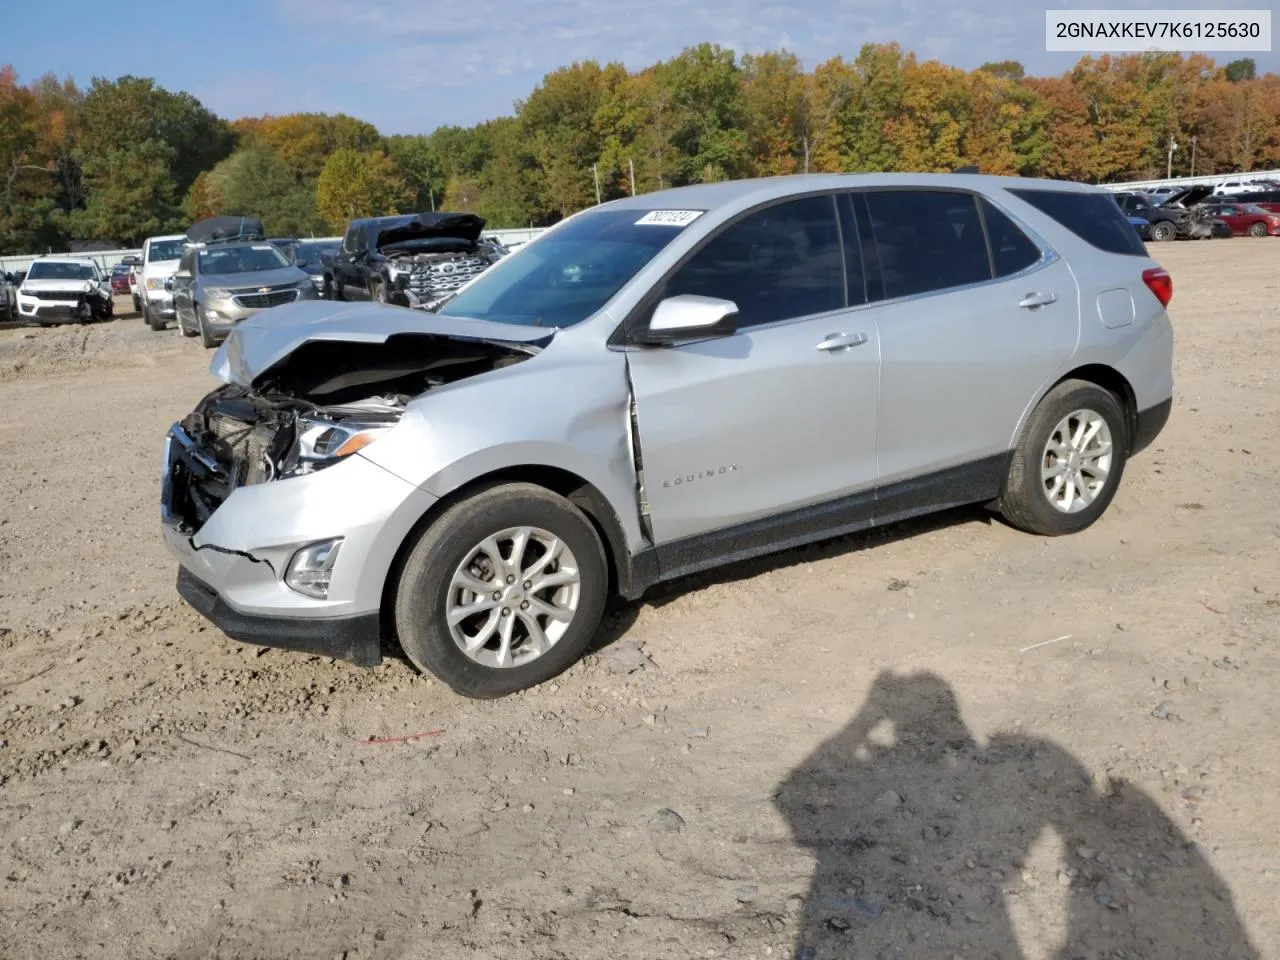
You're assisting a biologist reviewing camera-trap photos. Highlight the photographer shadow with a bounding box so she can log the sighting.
[774,671,1261,960]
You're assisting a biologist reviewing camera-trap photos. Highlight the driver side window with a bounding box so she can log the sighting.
[343,224,361,253]
[662,195,846,329]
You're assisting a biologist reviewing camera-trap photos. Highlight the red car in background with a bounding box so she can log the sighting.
[109,262,133,294]
[1200,202,1280,237]
[1235,189,1280,216]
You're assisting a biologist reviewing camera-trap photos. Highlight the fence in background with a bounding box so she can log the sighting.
[1099,168,1280,193]
[0,227,549,276]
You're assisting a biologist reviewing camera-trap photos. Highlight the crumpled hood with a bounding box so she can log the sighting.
[1158,185,1214,208]
[209,299,553,388]
[377,212,486,249]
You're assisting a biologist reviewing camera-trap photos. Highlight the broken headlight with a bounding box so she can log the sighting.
[279,416,397,478]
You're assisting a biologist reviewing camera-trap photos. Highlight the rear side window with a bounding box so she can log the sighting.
[662,195,845,328]
[1008,188,1147,257]
[979,199,1041,276]
[863,190,992,299]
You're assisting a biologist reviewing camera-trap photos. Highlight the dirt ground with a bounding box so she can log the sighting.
[1,241,1278,960]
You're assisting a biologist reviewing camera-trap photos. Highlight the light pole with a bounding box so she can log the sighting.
[592,164,601,205]
[628,158,636,196]
[1167,136,1178,179]
[1190,137,1198,178]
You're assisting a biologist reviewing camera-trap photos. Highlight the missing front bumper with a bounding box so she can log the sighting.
[177,567,382,666]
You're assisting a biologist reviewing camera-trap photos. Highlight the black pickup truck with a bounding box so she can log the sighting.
[323,212,509,308]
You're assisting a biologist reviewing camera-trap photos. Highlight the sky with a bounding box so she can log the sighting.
[6,0,1277,135]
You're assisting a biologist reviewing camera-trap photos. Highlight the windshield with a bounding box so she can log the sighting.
[27,261,94,281]
[441,208,698,327]
[294,241,338,265]
[198,244,291,276]
[147,239,185,263]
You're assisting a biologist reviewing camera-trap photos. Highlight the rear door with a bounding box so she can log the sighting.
[626,194,881,560]
[856,188,1079,497]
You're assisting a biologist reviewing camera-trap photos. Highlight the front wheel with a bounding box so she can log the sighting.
[394,483,609,698]
[1248,221,1268,238]
[1150,221,1176,242]
[145,302,166,331]
[196,305,217,349]
[999,379,1129,536]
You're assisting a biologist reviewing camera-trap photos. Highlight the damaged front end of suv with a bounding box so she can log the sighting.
[160,300,550,665]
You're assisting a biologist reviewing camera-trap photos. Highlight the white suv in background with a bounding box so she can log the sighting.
[138,234,187,330]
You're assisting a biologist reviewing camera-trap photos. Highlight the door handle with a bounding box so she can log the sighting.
[816,332,868,352]
[1018,291,1058,309]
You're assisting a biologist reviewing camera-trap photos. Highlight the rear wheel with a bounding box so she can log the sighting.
[1150,221,1176,242]
[1000,379,1128,536]
[1248,221,1268,238]
[394,483,609,699]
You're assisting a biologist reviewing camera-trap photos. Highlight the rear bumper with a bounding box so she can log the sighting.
[1132,397,1172,456]
[177,567,382,666]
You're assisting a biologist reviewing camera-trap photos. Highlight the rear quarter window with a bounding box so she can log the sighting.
[1008,188,1147,257]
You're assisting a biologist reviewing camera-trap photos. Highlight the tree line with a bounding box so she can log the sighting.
[1,46,1276,252]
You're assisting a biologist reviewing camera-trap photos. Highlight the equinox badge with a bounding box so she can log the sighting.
[662,464,739,488]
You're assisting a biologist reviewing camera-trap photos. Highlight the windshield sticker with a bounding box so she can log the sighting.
[635,210,705,227]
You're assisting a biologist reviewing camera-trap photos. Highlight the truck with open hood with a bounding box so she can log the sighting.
[322,212,508,309]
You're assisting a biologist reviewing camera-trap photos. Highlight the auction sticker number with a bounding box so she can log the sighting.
[635,210,705,227]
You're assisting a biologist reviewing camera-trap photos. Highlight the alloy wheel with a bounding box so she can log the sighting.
[1041,409,1114,514]
[445,526,581,669]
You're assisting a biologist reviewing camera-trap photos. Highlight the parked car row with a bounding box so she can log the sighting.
[1113,183,1280,242]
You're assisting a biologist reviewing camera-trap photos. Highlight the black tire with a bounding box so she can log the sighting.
[132,294,141,312]
[1150,221,1176,242]
[1248,221,1268,238]
[394,483,609,699]
[145,302,165,331]
[196,305,217,349]
[326,274,343,300]
[1000,379,1129,537]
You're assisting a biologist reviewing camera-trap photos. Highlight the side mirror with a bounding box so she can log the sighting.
[640,294,739,345]
[164,276,175,292]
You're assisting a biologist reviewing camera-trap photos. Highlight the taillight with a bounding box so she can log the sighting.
[1142,267,1173,307]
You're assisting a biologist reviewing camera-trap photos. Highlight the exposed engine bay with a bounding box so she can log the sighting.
[386,236,509,311]
[163,333,536,534]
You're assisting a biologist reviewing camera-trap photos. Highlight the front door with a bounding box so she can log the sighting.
[625,194,881,571]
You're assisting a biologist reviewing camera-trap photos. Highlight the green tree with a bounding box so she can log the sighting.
[519,61,611,216]
[77,75,232,196]
[75,138,177,244]
[386,134,445,210]
[315,148,411,229]
[1225,58,1256,82]
[741,50,809,175]
[198,142,326,235]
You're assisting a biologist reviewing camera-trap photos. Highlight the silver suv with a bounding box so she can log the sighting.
[160,174,1174,698]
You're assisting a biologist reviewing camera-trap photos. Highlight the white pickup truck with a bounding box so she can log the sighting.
[137,234,187,330]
